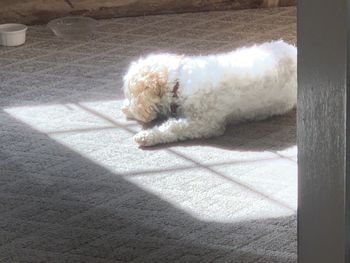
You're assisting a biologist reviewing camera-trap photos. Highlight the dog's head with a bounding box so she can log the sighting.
[122,56,169,123]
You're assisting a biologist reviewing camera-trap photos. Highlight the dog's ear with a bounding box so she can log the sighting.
[145,71,167,98]
[125,67,168,123]
[130,93,158,123]
[129,70,167,98]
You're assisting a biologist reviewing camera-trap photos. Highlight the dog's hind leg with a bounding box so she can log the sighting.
[134,118,225,146]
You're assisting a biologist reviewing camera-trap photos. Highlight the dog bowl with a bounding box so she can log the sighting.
[0,24,27,46]
[47,16,97,40]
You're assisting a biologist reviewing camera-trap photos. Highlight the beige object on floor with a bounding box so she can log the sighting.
[0,23,27,46]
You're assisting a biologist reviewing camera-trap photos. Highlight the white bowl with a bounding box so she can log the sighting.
[0,24,27,47]
[47,16,97,40]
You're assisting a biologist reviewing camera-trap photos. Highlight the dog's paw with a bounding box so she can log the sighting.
[134,131,157,147]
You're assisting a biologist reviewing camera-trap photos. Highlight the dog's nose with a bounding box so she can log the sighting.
[121,105,134,119]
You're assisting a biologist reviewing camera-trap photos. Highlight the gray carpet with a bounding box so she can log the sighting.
[0,7,297,263]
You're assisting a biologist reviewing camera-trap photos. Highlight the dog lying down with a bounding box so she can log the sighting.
[121,40,297,147]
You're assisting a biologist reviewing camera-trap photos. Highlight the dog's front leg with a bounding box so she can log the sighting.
[134,118,224,146]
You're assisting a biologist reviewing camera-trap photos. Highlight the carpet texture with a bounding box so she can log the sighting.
[0,7,297,263]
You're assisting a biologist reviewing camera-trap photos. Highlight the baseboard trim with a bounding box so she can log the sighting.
[0,0,296,25]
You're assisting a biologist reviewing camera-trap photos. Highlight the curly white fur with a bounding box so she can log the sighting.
[122,40,297,146]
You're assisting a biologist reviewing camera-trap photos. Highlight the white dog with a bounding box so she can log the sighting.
[122,40,297,146]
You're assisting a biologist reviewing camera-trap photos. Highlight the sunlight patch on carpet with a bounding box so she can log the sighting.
[4,100,297,222]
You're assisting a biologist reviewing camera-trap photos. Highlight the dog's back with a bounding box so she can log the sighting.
[224,40,297,122]
[178,40,297,123]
